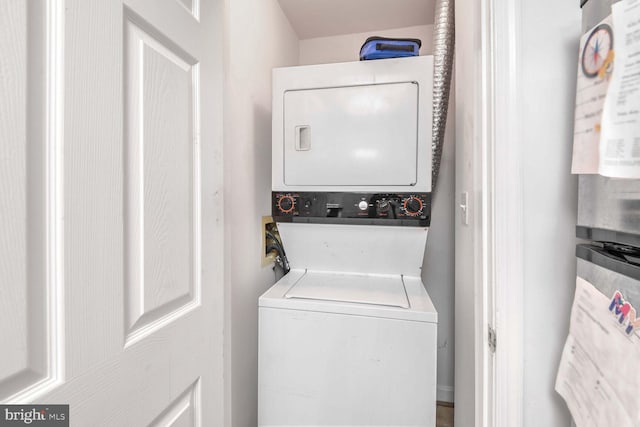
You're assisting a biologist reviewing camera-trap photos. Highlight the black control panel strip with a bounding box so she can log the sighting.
[289,217,429,227]
[272,191,431,227]
[577,244,640,282]
[576,226,640,249]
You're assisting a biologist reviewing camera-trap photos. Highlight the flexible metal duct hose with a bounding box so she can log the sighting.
[432,0,455,192]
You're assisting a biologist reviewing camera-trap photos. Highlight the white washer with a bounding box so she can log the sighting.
[258,223,438,426]
[258,271,437,426]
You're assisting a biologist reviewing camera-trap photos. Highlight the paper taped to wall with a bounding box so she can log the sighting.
[571,16,614,174]
[572,0,640,178]
[555,277,640,427]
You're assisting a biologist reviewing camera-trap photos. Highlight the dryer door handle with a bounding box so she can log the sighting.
[295,125,311,151]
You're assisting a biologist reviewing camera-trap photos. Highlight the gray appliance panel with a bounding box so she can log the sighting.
[577,175,640,239]
[582,0,620,31]
[573,2,639,426]
[578,0,640,241]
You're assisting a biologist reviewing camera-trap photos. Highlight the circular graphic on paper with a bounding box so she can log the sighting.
[581,23,613,78]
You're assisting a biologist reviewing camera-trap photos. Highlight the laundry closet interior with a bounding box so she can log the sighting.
[224,0,455,425]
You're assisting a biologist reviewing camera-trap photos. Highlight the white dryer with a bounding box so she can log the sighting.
[259,56,438,426]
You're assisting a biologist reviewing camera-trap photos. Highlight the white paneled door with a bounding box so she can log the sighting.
[0,0,224,425]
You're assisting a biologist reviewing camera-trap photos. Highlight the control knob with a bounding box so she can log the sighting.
[277,195,295,213]
[403,197,424,216]
[376,199,391,213]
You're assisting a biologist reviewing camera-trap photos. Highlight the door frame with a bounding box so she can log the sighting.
[456,0,524,426]
[487,0,524,426]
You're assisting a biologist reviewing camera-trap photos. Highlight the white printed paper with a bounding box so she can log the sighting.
[572,16,614,174]
[599,0,640,178]
[555,277,640,427]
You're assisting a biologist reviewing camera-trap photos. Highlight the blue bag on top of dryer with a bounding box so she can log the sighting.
[359,36,421,60]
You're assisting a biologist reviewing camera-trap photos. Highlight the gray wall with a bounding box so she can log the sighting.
[422,90,456,404]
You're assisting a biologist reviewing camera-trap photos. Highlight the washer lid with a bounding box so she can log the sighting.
[285,271,409,308]
[260,269,438,323]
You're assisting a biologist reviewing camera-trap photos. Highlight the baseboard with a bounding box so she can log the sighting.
[437,385,454,403]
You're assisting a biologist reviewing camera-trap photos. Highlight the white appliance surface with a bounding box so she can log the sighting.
[285,270,409,308]
[258,270,437,426]
[272,55,433,193]
[260,269,437,323]
[277,222,429,276]
[283,82,418,186]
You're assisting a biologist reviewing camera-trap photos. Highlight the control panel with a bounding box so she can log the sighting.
[272,192,431,227]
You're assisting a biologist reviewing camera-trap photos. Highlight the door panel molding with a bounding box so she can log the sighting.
[175,0,200,21]
[149,379,201,427]
[123,12,202,346]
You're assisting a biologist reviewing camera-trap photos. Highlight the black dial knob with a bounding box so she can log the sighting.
[377,199,390,213]
[278,195,295,213]
[404,197,423,216]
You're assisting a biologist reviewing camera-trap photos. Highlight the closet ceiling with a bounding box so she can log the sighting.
[278,0,436,39]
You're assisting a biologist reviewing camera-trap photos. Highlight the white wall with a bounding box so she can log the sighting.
[299,25,433,65]
[454,0,481,423]
[223,2,299,426]
[520,1,581,425]
[299,24,456,403]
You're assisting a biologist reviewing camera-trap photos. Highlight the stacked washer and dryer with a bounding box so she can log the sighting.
[258,55,438,426]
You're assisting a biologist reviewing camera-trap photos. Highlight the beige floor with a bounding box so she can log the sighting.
[436,404,454,427]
